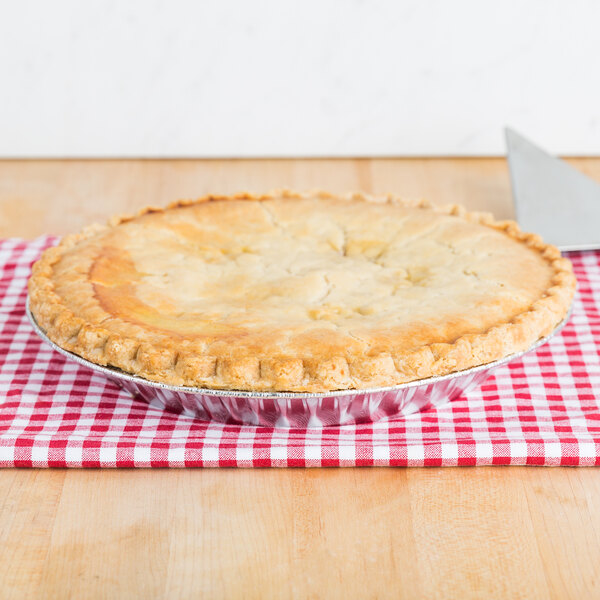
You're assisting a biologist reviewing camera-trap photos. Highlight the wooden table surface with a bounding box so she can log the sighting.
[2,158,600,599]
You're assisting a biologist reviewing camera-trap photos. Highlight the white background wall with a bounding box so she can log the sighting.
[1,0,599,157]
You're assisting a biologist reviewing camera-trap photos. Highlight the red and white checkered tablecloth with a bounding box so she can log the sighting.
[1,236,600,468]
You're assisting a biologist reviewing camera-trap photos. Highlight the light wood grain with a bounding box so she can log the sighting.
[1,158,600,599]
[0,157,525,239]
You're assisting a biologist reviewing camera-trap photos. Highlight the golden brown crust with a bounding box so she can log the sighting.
[28,190,576,392]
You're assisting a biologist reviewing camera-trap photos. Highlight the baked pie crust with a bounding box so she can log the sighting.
[28,190,576,392]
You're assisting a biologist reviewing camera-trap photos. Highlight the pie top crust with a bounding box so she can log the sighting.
[28,190,576,392]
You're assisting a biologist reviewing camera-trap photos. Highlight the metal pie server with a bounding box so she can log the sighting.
[506,127,600,251]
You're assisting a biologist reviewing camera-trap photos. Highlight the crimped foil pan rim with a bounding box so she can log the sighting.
[26,298,572,400]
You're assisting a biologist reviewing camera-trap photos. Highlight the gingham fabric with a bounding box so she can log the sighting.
[1,236,599,468]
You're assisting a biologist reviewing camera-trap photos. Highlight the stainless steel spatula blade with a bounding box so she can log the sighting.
[506,127,600,251]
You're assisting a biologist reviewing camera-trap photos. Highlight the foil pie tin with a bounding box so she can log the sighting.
[27,301,571,428]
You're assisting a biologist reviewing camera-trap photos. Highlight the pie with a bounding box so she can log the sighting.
[28,190,576,392]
